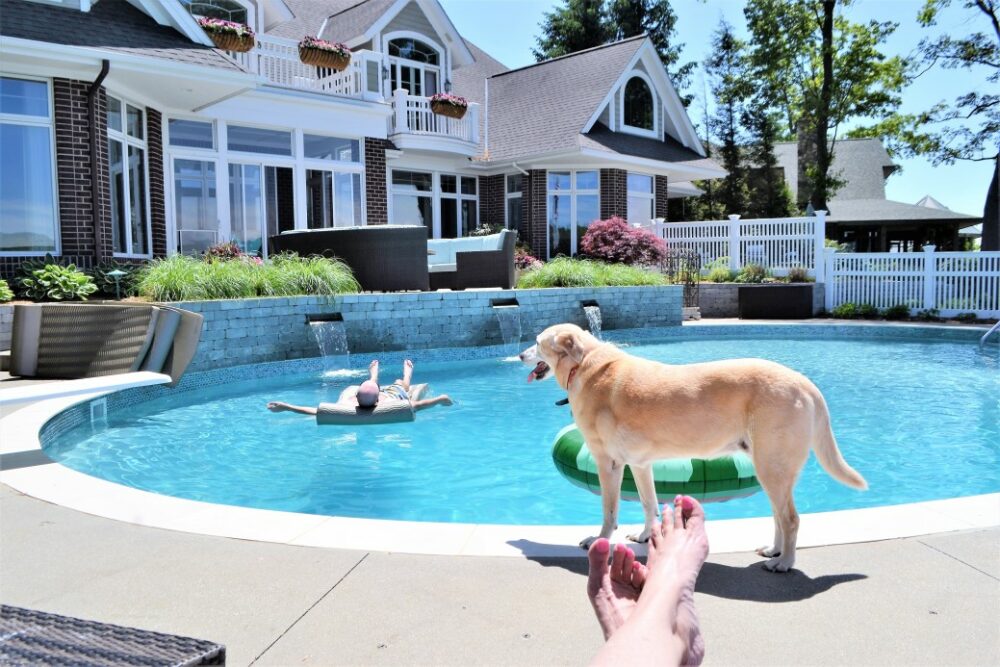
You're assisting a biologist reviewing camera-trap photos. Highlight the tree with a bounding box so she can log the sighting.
[533,1,696,106]
[705,20,752,216]
[533,0,608,61]
[744,108,798,218]
[744,0,909,210]
[606,0,696,105]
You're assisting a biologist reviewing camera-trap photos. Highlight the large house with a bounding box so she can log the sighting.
[0,0,723,279]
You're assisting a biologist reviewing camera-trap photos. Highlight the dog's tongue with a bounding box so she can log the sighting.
[527,361,547,383]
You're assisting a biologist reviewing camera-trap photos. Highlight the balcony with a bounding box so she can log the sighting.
[227,35,384,101]
[389,89,481,155]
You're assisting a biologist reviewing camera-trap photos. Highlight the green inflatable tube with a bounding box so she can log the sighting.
[551,424,762,503]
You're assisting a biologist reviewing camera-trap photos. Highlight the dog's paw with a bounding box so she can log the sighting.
[579,536,599,550]
[627,530,652,543]
[756,545,780,558]
[763,556,794,573]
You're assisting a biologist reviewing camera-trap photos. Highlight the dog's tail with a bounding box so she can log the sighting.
[812,408,868,490]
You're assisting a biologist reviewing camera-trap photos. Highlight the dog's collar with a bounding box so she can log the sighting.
[566,365,580,387]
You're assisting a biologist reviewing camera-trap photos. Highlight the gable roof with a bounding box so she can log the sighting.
[265,0,363,41]
[484,36,647,162]
[775,138,898,201]
[581,123,722,176]
[0,0,242,72]
[825,198,979,225]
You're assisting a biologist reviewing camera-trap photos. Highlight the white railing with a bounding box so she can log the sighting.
[390,89,480,144]
[226,37,384,101]
[654,212,827,281]
[825,246,1000,317]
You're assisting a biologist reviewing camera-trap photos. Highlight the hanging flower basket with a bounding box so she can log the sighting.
[298,36,352,71]
[198,17,255,53]
[429,93,469,119]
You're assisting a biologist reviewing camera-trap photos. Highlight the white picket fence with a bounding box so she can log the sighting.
[654,212,827,281]
[825,247,1000,317]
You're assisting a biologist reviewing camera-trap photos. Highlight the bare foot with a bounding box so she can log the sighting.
[267,401,290,413]
[437,394,453,406]
[404,359,413,371]
[586,539,648,640]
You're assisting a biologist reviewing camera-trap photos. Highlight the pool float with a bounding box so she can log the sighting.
[316,383,428,425]
[551,424,761,503]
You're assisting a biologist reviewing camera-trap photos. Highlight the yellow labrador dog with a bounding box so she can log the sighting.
[521,323,867,572]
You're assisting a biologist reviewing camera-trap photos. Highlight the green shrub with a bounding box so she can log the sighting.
[0,279,13,303]
[787,266,810,283]
[706,266,736,283]
[858,303,879,319]
[516,257,665,288]
[882,304,910,320]
[914,308,941,322]
[21,264,98,301]
[135,253,360,302]
[954,312,978,323]
[13,253,57,296]
[89,260,140,299]
[831,302,859,319]
[735,263,768,283]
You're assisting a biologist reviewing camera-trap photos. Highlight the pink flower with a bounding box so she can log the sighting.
[299,36,351,57]
[429,92,469,108]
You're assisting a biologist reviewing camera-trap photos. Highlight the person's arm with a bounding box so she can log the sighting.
[267,401,317,416]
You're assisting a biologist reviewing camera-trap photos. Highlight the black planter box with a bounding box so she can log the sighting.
[738,284,814,319]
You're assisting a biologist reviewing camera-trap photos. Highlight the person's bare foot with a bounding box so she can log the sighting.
[267,401,290,413]
[437,394,453,406]
[587,538,648,640]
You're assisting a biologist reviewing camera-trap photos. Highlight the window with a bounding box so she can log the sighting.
[386,36,441,97]
[388,38,439,65]
[623,76,654,132]
[391,170,433,231]
[440,175,477,238]
[303,134,360,162]
[107,95,150,256]
[182,0,248,24]
[173,158,218,254]
[627,173,655,226]
[168,119,214,150]
[306,170,362,228]
[547,171,599,258]
[505,174,522,232]
[227,125,292,156]
[0,76,58,254]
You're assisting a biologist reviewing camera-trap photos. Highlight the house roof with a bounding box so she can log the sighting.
[825,197,980,226]
[580,123,720,173]
[915,194,950,210]
[484,36,647,162]
[0,0,242,72]
[320,0,399,44]
[775,138,898,201]
[451,39,509,155]
[265,0,361,40]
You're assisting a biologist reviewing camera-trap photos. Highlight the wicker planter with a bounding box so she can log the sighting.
[431,100,468,119]
[298,46,351,71]
[207,31,255,53]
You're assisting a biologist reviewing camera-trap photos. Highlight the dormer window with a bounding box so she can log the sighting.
[623,75,654,133]
[182,0,250,25]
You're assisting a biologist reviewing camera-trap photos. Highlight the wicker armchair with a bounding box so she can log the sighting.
[428,230,516,290]
[269,226,429,292]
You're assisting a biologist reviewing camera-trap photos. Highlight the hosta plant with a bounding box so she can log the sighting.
[21,264,98,301]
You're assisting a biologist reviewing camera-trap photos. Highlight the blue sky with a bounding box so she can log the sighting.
[440,0,994,217]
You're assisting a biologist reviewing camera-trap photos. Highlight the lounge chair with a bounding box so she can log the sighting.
[427,230,516,290]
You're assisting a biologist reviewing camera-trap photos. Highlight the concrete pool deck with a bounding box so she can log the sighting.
[2,319,998,664]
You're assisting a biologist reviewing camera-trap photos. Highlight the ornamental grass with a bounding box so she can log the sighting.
[136,253,360,302]
[516,257,667,289]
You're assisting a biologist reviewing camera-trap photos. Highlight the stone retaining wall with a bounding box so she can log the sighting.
[172,286,683,372]
[698,283,825,317]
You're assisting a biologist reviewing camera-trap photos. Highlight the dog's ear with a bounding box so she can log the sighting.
[553,331,585,363]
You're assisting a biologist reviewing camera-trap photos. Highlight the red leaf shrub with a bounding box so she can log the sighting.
[515,247,543,271]
[579,217,666,265]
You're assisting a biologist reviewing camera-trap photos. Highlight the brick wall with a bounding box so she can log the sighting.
[146,108,167,258]
[170,286,684,371]
[364,138,391,225]
[655,175,669,220]
[477,174,505,230]
[599,169,627,220]
[525,169,547,258]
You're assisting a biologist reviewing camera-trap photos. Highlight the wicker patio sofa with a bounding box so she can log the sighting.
[269,226,430,292]
[428,230,517,290]
[0,302,203,384]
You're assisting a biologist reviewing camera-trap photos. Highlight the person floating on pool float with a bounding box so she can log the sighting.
[267,360,452,424]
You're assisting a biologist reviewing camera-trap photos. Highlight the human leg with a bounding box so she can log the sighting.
[368,359,380,384]
[399,359,413,392]
[411,394,453,411]
[266,402,317,416]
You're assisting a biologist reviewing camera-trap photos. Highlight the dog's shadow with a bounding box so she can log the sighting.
[508,540,867,603]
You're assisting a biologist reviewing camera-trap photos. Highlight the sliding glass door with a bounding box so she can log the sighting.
[172,158,218,254]
[229,162,293,257]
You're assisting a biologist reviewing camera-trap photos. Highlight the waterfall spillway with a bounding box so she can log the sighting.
[583,304,603,339]
[492,304,522,354]
[309,319,350,374]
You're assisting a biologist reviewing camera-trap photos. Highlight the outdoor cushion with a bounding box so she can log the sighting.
[427,234,503,268]
[428,263,457,273]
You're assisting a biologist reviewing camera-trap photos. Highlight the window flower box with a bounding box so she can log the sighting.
[298,36,352,71]
[429,93,469,119]
[198,17,255,53]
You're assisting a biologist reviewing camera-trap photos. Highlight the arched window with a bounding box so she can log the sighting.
[183,0,249,24]
[388,38,440,65]
[623,76,654,131]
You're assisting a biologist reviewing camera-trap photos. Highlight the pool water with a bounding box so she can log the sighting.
[44,335,999,525]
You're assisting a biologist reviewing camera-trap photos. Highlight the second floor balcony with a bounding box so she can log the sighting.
[225,36,480,152]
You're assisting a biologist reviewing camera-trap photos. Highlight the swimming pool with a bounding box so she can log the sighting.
[41,325,1000,526]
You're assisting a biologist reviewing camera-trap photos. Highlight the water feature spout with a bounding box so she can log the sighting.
[581,301,602,339]
[306,313,350,374]
[490,298,522,354]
